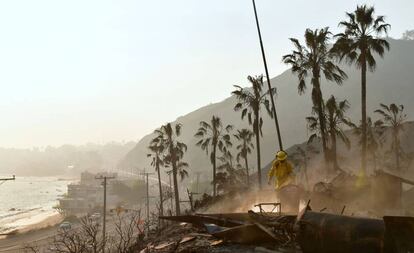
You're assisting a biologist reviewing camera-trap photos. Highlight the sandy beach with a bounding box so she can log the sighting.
[0,213,62,240]
[0,214,62,252]
[16,213,62,234]
[0,176,71,243]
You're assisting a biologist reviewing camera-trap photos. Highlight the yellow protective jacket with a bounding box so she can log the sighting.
[268,160,295,189]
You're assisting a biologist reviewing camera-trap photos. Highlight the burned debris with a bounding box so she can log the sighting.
[137,169,414,253]
[158,200,414,253]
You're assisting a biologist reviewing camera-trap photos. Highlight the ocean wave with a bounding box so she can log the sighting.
[0,207,42,220]
[0,177,70,233]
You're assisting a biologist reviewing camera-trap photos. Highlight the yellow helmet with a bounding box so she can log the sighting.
[276,150,287,161]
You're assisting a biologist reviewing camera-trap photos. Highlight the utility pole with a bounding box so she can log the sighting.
[95,174,115,253]
[186,188,200,212]
[179,189,199,213]
[251,0,283,151]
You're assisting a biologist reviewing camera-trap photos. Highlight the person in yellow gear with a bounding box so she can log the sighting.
[268,150,296,189]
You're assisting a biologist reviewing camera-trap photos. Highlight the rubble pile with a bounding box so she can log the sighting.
[139,221,299,253]
[139,171,414,253]
[156,201,414,253]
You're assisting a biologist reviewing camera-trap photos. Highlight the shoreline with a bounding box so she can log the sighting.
[0,213,63,240]
[0,176,73,240]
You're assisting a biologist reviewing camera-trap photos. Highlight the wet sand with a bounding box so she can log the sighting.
[17,213,62,234]
[0,214,62,250]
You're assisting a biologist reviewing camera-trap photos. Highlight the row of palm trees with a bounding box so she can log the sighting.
[147,116,257,214]
[284,5,390,175]
[305,96,352,172]
[194,116,233,197]
[147,123,188,215]
[147,71,276,216]
[145,4,403,215]
[147,100,407,216]
[373,104,408,171]
[303,96,409,173]
[196,75,278,194]
[195,104,276,197]
[232,75,277,188]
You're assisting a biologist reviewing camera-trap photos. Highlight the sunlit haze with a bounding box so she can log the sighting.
[0,0,412,148]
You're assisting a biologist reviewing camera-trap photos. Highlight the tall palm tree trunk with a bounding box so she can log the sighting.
[212,144,217,197]
[168,172,174,213]
[330,126,339,171]
[312,71,329,168]
[361,58,367,175]
[255,131,262,188]
[394,129,400,171]
[254,111,262,188]
[156,161,164,218]
[317,100,329,165]
[169,143,180,215]
[245,155,250,187]
[314,84,329,168]
[172,163,180,215]
[304,158,310,190]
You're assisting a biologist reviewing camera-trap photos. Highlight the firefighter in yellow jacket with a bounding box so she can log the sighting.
[268,150,296,189]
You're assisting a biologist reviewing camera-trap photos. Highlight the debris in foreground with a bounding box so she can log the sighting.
[139,220,296,253]
[161,201,414,253]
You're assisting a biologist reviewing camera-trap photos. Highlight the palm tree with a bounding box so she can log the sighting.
[375,103,407,171]
[147,138,165,218]
[232,75,275,188]
[234,128,254,187]
[333,5,390,174]
[216,149,246,195]
[283,27,347,168]
[306,97,352,172]
[290,145,317,190]
[325,96,352,171]
[154,123,188,215]
[194,116,232,197]
[352,117,385,170]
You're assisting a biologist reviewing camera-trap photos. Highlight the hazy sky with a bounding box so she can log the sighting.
[0,0,412,148]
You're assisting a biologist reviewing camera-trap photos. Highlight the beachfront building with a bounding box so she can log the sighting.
[58,171,119,216]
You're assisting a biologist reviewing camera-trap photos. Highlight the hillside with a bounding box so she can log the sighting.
[118,38,414,182]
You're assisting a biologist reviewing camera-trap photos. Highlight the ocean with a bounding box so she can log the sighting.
[0,176,72,234]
